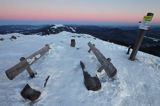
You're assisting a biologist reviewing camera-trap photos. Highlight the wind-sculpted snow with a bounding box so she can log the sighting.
[0,32,160,106]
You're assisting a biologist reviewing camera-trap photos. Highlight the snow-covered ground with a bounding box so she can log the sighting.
[0,32,160,106]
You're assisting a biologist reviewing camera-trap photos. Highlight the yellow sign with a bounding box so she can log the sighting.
[143,16,153,21]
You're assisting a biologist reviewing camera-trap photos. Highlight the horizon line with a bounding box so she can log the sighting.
[0,19,159,26]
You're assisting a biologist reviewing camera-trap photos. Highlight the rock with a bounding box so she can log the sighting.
[10,36,17,40]
[0,38,4,41]
[21,84,41,101]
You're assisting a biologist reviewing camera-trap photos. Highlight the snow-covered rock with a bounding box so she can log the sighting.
[36,25,76,35]
[51,24,64,29]
[0,32,160,106]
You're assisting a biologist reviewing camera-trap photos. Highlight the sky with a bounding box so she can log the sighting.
[0,0,159,25]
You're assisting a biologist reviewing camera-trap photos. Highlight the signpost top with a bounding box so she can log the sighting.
[139,12,154,30]
[143,16,153,21]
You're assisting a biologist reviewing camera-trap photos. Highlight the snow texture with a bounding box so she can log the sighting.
[35,54,41,59]
[27,58,35,65]
[0,32,160,106]
[69,27,76,32]
[51,24,64,29]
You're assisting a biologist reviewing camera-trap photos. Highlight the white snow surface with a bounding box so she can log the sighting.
[0,32,160,106]
[51,24,64,29]
[69,27,76,32]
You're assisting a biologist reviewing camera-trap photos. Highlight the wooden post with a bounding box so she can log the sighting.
[97,66,104,72]
[21,84,41,101]
[80,61,101,91]
[127,45,132,55]
[70,39,76,47]
[44,75,50,88]
[129,13,154,61]
[88,44,95,53]
[88,42,117,78]
[20,57,35,78]
[129,30,146,60]
[5,44,50,80]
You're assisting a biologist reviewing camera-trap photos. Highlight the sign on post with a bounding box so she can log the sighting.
[129,13,154,61]
[139,13,154,30]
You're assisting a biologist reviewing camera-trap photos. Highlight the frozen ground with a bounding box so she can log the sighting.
[0,32,160,106]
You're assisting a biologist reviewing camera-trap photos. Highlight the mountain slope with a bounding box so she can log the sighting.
[0,32,160,106]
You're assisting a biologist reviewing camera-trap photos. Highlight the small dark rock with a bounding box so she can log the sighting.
[10,36,17,40]
[71,36,75,37]
[21,84,41,101]
[76,48,80,50]
[0,38,4,41]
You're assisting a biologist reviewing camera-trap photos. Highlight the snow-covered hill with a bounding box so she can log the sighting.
[34,24,76,35]
[0,32,160,106]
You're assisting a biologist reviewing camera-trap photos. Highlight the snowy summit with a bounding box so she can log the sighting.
[51,24,64,29]
[0,31,160,106]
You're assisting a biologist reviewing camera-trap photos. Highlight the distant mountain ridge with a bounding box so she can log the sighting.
[0,24,76,35]
[23,24,76,35]
[0,25,160,57]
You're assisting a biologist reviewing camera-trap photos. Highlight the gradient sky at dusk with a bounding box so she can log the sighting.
[0,0,159,25]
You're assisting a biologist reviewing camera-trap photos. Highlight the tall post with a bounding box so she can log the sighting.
[129,29,146,60]
[129,13,154,61]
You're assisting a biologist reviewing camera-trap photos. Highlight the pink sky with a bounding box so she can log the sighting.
[0,0,159,25]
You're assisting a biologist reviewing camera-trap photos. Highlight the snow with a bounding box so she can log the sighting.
[69,27,76,32]
[35,54,41,59]
[26,58,35,65]
[27,54,41,64]
[51,24,64,29]
[144,36,160,42]
[0,32,160,106]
